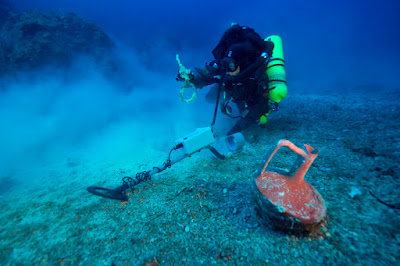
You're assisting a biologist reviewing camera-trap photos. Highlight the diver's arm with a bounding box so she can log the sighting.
[190,60,222,88]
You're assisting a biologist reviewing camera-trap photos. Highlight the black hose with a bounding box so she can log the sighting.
[208,146,226,160]
[87,144,184,201]
[211,83,223,127]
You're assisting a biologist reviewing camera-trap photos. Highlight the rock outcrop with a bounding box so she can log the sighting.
[0,2,115,75]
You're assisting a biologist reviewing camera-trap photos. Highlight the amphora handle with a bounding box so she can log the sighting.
[261,140,319,183]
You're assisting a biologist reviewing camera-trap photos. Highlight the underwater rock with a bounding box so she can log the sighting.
[0,9,115,74]
[352,147,378,157]
[349,186,362,198]
[0,174,16,195]
[0,0,12,26]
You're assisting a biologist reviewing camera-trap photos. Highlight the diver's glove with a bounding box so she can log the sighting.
[251,99,271,125]
[258,101,279,125]
[259,113,270,125]
[176,70,194,82]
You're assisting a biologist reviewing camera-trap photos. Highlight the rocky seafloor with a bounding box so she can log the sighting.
[0,87,399,265]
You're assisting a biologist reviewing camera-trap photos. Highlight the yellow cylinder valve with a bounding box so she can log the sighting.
[265,35,287,103]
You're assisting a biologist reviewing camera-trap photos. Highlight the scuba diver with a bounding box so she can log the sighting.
[176,24,287,135]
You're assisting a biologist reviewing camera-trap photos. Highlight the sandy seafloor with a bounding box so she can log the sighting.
[1,87,399,265]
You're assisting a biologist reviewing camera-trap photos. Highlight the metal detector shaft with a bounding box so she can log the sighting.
[87,128,246,201]
[86,151,190,201]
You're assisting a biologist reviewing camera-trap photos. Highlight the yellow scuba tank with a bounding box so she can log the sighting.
[264,35,287,103]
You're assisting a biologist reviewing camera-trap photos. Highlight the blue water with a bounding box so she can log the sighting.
[11,0,400,90]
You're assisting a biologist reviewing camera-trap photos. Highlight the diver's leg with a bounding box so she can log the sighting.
[227,117,252,135]
[226,100,268,135]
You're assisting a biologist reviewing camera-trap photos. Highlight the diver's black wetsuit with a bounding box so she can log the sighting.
[189,24,275,135]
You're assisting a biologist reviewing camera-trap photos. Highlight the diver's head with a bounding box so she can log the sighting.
[221,57,240,76]
[221,39,258,75]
